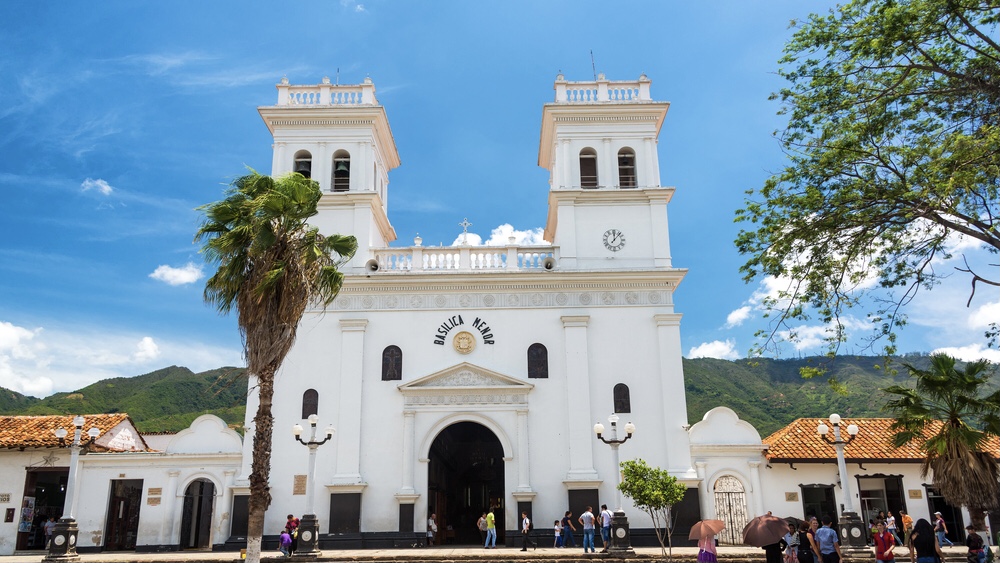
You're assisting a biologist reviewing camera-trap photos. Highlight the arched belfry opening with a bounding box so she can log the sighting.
[427,422,505,545]
[179,478,214,549]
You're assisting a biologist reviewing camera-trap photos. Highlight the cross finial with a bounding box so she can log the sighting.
[459,218,472,245]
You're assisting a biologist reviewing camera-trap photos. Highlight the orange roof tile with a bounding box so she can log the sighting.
[763,417,1000,462]
[0,414,136,450]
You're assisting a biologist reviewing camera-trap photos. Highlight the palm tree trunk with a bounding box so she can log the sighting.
[244,365,276,563]
[969,506,988,534]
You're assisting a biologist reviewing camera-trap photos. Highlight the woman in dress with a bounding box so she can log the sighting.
[784,521,800,563]
[697,534,718,563]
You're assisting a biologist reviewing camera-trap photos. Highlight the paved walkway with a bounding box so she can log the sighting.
[4,545,970,563]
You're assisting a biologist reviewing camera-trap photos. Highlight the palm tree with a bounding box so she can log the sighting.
[883,354,1000,532]
[196,170,357,563]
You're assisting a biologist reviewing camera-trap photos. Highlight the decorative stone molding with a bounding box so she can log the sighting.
[398,362,533,408]
[328,288,673,312]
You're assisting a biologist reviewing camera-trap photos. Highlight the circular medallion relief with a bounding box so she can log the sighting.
[435,295,447,307]
[361,296,375,309]
[69,534,76,546]
[579,293,592,305]
[555,293,568,305]
[648,292,662,304]
[850,527,862,538]
[616,527,626,538]
[459,294,472,307]
[483,294,496,306]
[453,331,476,355]
[54,535,66,546]
[301,530,313,542]
[411,295,424,308]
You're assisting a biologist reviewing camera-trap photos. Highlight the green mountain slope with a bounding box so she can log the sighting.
[0,355,947,435]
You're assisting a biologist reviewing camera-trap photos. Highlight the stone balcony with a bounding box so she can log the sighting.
[368,243,558,273]
[275,76,378,106]
[553,73,652,103]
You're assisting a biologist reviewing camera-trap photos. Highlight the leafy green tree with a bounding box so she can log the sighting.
[196,170,357,563]
[618,458,688,558]
[736,0,1000,360]
[883,354,1000,531]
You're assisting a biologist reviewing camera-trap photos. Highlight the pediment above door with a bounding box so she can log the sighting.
[398,362,533,408]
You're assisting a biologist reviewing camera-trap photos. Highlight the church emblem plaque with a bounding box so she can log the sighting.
[453,331,476,354]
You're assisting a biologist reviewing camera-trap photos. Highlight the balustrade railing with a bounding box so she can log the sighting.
[554,73,651,103]
[370,246,558,273]
[275,77,377,106]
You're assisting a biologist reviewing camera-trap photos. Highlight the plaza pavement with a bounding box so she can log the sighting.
[2,545,969,563]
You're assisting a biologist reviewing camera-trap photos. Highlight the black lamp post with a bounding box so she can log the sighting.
[817,414,867,551]
[45,416,99,562]
[291,415,334,557]
[594,414,636,554]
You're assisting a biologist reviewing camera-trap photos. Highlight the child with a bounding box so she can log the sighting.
[279,528,293,557]
[554,520,563,547]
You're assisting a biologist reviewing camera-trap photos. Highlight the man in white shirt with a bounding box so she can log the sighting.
[599,504,613,552]
[520,511,536,551]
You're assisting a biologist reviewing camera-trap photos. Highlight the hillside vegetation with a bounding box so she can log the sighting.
[0,355,942,435]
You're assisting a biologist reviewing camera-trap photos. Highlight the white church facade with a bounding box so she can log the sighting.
[0,75,985,554]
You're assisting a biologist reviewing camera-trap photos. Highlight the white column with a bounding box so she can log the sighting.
[161,470,180,546]
[336,319,368,482]
[360,140,372,191]
[602,138,613,188]
[516,409,531,491]
[748,461,764,516]
[695,461,711,519]
[562,315,598,481]
[560,139,571,188]
[316,141,328,192]
[643,137,658,187]
[219,470,236,543]
[273,142,286,177]
[400,410,416,494]
[654,314,695,475]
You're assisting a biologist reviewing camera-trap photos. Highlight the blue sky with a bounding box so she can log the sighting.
[1,2,996,397]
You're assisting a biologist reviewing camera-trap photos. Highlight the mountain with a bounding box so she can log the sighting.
[0,354,948,435]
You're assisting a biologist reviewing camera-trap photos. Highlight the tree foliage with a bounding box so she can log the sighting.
[196,170,356,563]
[736,0,1000,360]
[618,458,687,557]
[883,354,1000,530]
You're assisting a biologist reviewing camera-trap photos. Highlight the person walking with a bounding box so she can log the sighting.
[561,511,577,548]
[599,504,613,553]
[909,518,945,563]
[278,528,293,557]
[426,512,437,546]
[476,512,488,546]
[873,521,897,563]
[43,517,56,548]
[899,511,914,542]
[814,516,842,563]
[579,506,596,553]
[520,511,536,551]
[934,512,954,546]
[484,509,497,549]
[698,534,719,563]
[553,520,563,547]
[886,511,902,546]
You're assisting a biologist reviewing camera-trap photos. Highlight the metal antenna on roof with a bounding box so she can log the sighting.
[590,50,597,81]
[336,68,340,85]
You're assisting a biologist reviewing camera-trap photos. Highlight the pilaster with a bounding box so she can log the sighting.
[336,319,368,483]
[562,315,597,481]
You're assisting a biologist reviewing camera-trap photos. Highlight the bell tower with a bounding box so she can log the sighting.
[258,76,400,267]
[540,74,674,271]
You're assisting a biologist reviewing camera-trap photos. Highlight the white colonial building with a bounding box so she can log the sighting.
[0,74,986,555]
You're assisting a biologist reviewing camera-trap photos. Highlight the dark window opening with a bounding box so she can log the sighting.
[527,343,548,379]
[333,151,351,192]
[580,149,598,188]
[618,148,636,188]
[301,389,318,419]
[382,345,402,381]
[613,383,631,413]
[294,151,312,179]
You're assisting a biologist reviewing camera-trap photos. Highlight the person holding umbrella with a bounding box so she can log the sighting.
[690,519,725,563]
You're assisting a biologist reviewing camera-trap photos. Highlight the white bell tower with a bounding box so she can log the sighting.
[258,76,400,268]
[540,73,674,271]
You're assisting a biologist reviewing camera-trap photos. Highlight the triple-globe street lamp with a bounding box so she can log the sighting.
[594,414,636,554]
[291,415,335,557]
[45,416,100,562]
[817,414,867,551]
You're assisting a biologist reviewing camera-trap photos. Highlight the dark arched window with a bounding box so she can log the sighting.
[382,345,402,381]
[527,343,548,379]
[301,389,318,419]
[294,150,312,179]
[579,148,598,188]
[332,150,351,192]
[613,383,631,413]
[617,147,636,188]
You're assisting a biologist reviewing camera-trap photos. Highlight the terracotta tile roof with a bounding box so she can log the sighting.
[0,414,135,450]
[762,417,1000,462]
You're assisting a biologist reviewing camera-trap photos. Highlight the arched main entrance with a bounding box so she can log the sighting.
[428,422,505,545]
[179,479,214,549]
[714,475,749,545]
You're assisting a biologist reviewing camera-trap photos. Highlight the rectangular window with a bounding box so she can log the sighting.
[329,492,362,534]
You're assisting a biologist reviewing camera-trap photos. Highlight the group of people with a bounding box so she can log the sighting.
[471,504,615,552]
[277,514,299,557]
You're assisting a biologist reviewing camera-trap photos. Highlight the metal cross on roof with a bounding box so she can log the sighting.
[459,218,472,245]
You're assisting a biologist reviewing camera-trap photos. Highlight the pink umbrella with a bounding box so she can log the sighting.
[689,519,726,540]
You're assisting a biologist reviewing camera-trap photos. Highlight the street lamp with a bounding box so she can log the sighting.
[817,414,866,551]
[291,414,334,557]
[594,414,636,554]
[45,416,100,562]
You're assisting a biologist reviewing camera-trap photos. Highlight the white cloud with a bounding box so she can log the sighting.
[688,339,740,360]
[149,263,203,286]
[450,224,548,247]
[81,178,113,195]
[725,306,751,328]
[931,344,1000,364]
[0,320,242,397]
[968,300,1000,330]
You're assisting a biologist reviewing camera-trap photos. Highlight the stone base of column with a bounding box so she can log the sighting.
[293,514,322,558]
[43,519,80,562]
[839,511,870,552]
[608,510,636,556]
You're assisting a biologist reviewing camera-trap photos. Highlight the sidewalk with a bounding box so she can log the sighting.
[3,545,970,563]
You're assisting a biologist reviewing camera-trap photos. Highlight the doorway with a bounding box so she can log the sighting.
[801,485,838,526]
[427,422,505,545]
[104,479,143,551]
[180,479,215,549]
[714,476,749,545]
[16,469,68,550]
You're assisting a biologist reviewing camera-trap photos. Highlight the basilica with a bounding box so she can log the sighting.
[0,75,984,555]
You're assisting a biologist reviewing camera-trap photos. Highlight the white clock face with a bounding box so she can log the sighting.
[603,229,625,252]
